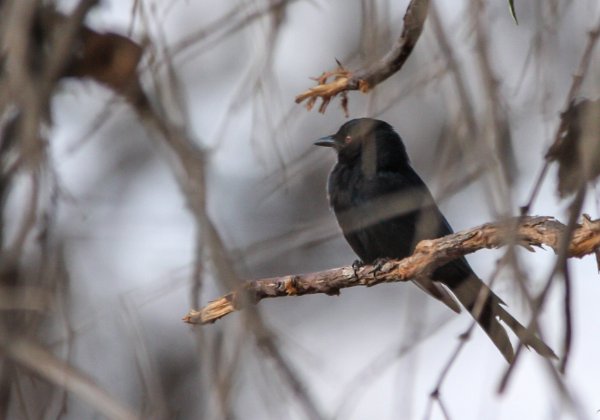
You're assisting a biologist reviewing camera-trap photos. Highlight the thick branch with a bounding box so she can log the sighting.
[294,0,430,114]
[184,215,600,325]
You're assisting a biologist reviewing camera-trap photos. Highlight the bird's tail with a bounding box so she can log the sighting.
[449,274,557,364]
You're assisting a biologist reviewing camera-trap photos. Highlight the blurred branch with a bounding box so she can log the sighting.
[169,0,296,62]
[185,215,600,325]
[130,23,324,419]
[499,188,588,397]
[471,0,516,187]
[429,3,476,138]
[294,0,430,114]
[1,338,138,420]
[521,16,600,213]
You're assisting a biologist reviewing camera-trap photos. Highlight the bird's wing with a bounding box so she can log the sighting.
[341,171,464,313]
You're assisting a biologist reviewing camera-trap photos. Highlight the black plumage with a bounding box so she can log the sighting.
[316,118,556,363]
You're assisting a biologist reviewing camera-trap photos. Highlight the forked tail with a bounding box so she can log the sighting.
[449,274,557,364]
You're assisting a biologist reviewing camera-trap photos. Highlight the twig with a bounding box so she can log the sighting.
[169,0,299,63]
[560,257,573,374]
[520,161,550,215]
[294,0,430,114]
[471,0,516,187]
[560,188,586,375]
[556,19,600,120]
[185,215,600,325]
[429,3,476,138]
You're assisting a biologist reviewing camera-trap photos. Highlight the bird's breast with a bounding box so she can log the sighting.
[327,163,365,212]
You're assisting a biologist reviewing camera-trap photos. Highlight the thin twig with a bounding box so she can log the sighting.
[559,187,585,375]
[429,3,476,137]
[471,0,516,187]
[560,257,573,374]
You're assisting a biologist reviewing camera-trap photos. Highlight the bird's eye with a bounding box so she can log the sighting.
[344,135,352,144]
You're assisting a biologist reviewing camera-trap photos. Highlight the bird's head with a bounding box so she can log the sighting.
[315,118,410,172]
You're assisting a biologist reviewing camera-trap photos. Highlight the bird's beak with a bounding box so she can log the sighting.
[314,135,336,148]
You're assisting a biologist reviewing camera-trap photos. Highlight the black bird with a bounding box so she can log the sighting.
[316,118,556,363]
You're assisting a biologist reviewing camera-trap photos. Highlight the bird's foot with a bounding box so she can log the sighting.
[352,259,364,280]
[371,257,391,281]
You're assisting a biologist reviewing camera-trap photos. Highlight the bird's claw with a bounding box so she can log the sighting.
[371,257,390,280]
[352,259,364,279]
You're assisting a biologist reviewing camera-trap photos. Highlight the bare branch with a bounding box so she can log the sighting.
[294,0,430,114]
[185,215,600,325]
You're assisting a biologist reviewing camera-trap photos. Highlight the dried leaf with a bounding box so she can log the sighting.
[546,98,600,197]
